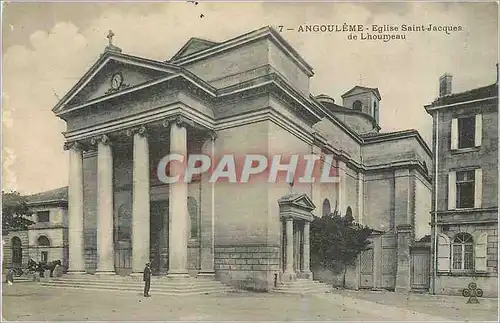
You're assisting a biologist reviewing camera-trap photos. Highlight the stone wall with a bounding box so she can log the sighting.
[215,245,281,291]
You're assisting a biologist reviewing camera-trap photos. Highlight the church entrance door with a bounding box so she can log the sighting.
[150,201,169,274]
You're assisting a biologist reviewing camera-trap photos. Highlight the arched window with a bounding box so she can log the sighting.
[11,237,22,266]
[188,197,198,239]
[37,235,50,247]
[452,233,473,270]
[322,199,331,217]
[353,100,362,111]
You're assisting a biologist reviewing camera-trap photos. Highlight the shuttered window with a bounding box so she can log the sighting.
[450,114,482,150]
[437,234,451,272]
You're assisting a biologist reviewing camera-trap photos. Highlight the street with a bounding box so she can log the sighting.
[4,282,497,321]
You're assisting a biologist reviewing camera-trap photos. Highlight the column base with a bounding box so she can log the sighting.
[66,270,86,275]
[283,271,297,282]
[165,272,190,279]
[197,271,215,279]
[95,271,116,276]
[299,271,313,280]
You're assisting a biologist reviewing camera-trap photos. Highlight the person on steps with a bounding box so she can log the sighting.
[143,262,152,297]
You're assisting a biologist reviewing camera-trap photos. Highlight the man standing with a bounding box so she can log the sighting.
[143,262,152,297]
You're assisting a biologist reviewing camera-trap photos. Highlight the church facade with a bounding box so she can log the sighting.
[53,27,432,291]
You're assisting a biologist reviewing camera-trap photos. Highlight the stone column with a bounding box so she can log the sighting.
[395,224,412,292]
[198,131,217,277]
[284,218,295,277]
[337,160,346,215]
[311,146,322,217]
[302,221,312,279]
[129,126,150,275]
[93,135,115,275]
[65,142,85,274]
[168,117,189,277]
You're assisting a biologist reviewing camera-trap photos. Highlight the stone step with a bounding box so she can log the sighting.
[42,274,234,295]
[52,277,226,288]
[43,280,232,292]
[40,283,232,296]
[273,279,332,295]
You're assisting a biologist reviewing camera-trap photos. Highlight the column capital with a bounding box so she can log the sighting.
[162,115,196,129]
[90,134,111,146]
[126,125,147,137]
[63,141,85,151]
[208,130,217,141]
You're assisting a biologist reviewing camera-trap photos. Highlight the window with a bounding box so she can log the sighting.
[458,116,475,149]
[456,170,475,209]
[37,235,50,247]
[451,114,482,150]
[41,251,48,263]
[322,199,331,217]
[352,100,362,111]
[452,233,474,270]
[37,211,50,223]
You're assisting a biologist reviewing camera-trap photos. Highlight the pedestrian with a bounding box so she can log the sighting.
[5,268,14,285]
[143,262,152,297]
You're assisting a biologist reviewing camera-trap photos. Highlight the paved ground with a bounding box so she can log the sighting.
[334,289,498,322]
[2,282,497,321]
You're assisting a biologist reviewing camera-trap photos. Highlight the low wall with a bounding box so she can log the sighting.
[434,275,498,298]
[214,245,280,291]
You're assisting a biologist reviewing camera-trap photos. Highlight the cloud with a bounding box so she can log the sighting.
[2,2,497,194]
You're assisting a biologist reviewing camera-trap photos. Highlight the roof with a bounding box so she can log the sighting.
[425,83,498,111]
[169,26,315,77]
[170,37,219,61]
[26,187,68,206]
[341,85,382,101]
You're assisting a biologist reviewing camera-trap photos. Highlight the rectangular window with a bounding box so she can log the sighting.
[456,170,475,208]
[41,251,48,263]
[37,211,50,223]
[464,244,474,270]
[452,244,462,270]
[457,116,476,149]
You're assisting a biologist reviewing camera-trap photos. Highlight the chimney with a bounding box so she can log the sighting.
[439,73,452,97]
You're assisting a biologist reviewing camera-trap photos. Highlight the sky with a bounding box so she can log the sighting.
[2,1,498,195]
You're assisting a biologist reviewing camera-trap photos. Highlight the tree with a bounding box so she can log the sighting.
[310,205,372,288]
[2,191,34,236]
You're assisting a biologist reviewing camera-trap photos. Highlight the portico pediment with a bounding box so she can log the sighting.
[278,193,315,221]
[66,60,169,107]
[52,51,215,116]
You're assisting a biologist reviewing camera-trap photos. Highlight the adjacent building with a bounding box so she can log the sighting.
[425,73,498,297]
[48,26,431,291]
[2,187,69,270]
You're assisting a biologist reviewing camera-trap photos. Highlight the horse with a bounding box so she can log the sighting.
[36,260,62,278]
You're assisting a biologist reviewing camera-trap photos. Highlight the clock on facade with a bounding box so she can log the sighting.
[110,73,123,90]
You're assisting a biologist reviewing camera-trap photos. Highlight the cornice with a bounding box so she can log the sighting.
[362,129,432,158]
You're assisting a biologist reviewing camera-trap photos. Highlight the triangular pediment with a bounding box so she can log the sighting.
[278,193,316,211]
[170,37,218,61]
[341,86,381,101]
[53,52,184,114]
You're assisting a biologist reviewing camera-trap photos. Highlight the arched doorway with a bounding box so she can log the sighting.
[11,237,22,268]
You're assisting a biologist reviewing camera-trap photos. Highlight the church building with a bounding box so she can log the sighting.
[52,26,432,292]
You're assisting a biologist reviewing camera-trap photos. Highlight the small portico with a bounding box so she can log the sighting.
[278,193,315,282]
